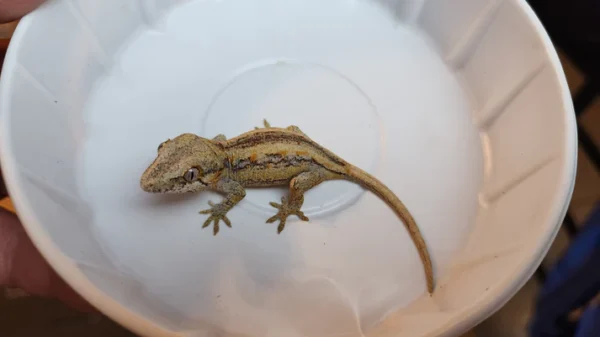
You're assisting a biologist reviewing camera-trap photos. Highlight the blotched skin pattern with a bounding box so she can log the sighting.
[140,120,435,294]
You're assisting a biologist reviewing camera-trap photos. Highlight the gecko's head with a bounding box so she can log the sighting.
[140,133,226,193]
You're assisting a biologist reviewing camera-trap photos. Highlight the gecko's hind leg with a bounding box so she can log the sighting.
[267,170,327,233]
[255,119,272,129]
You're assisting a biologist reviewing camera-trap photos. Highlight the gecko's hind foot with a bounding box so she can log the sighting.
[199,201,232,235]
[266,197,309,233]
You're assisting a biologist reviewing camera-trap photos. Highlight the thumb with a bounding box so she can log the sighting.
[0,0,47,23]
[0,208,95,312]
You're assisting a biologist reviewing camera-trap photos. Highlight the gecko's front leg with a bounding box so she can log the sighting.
[267,169,327,233]
[199,178,246,235]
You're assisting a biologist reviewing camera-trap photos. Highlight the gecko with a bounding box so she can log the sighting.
[140,120,435,294]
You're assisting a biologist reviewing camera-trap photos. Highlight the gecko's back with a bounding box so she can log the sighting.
[222,127,348,187]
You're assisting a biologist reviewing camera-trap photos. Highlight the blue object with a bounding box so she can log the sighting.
[529,203,600,337]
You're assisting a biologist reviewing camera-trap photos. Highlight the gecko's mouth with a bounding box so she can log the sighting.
[140,176,208,194]
[139,177,162,193]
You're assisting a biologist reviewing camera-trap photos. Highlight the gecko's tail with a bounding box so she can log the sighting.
[345,165,434,294]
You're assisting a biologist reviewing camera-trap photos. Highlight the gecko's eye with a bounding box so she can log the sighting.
[183,168,200,182]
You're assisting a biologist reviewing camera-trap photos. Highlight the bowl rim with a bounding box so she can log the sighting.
[0,0,577,336]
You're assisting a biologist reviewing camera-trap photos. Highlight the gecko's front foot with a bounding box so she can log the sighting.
[266,197,309,234]
[199,201,232,235]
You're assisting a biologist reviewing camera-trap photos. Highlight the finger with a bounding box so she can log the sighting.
[0,167,7,199]
[0,209,96,312]
[269,202,281,209]
[202,217,212,228]
[0,0,47,23]
[266,215,279,223]
[49,271,97,312]
[0,208,21,285]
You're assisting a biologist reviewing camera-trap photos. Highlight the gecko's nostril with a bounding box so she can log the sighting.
[140,179,151,192]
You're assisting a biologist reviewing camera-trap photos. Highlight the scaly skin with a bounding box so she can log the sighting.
[140,120,435,294]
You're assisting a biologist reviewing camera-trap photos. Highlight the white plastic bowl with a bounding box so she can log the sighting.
[0,0,576,336]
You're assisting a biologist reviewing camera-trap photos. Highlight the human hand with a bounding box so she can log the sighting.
[0,0,48,23]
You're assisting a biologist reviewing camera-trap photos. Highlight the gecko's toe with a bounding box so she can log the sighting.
[266,215,279,224]
[296,211,309,222]
[269,202,282,209]
[199,201,215,214]
[267,214,287,233]
[223,215,231,228]
[202,217,212,228]
[277,220,286,234]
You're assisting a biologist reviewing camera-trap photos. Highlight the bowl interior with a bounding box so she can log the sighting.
[0,0,575,336]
